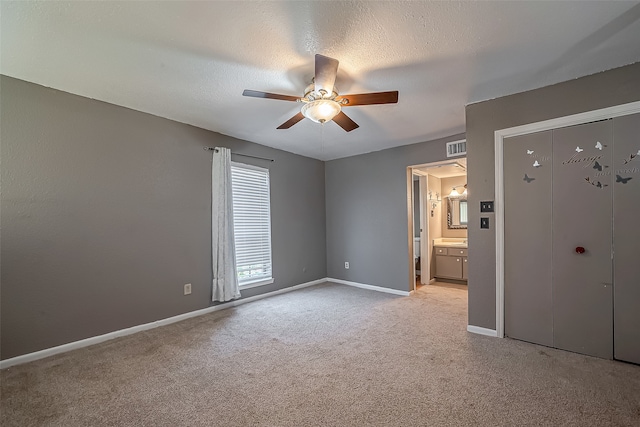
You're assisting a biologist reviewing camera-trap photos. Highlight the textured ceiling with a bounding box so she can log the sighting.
[2,1,640,160]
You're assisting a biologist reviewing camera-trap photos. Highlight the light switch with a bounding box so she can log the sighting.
[480,201,494,212]
[481,217,490,229]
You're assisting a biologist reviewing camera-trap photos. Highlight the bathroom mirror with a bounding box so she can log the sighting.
[447,197,468,229]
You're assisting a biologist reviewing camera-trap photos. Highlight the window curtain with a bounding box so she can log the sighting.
[211,147,241,302]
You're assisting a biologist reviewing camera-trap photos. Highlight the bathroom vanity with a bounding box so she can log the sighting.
[433,239,468,282]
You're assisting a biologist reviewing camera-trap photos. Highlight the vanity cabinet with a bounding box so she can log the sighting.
[434,247,468,281]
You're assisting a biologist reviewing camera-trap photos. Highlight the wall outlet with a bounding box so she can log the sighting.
[184,283,192,295]
[345,262,350,269]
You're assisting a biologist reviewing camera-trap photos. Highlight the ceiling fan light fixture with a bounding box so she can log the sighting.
[301,99,341,124]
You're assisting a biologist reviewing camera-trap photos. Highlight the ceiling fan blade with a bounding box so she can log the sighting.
[337,91,399,106]
[314,54,339,95]
[277,112,305,129]
[243,90,299,102]
[333,111,359,132]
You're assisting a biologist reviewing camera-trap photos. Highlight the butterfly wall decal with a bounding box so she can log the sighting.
[585,176,608,189]
[623,153,637,164]
[523,174,535,183]
[576,146,584,153]
[527,150,534,155]
[533,161,541,168]
[595,141,603,150]
[593,161,602,171]
[616,175,632,184]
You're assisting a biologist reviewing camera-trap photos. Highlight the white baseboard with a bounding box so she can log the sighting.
[0,278,327,370]
[327,278,410,296]
[467,325,498,337]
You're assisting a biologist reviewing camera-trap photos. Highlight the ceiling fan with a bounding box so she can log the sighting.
[242,54,399,132]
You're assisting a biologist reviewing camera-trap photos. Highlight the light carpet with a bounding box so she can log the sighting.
[1,282,639,426]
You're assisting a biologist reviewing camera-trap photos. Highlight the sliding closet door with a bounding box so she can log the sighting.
[552,120,613,359]
[613,113,640,364]
[504,131,553,346]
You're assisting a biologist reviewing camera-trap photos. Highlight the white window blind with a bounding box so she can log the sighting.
[231,162,273,287]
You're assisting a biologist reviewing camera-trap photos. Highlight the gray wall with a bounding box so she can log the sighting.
[1,76,327,360]
[465,62,640,330]
[325,134,465,291]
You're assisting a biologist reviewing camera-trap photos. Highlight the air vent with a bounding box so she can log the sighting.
[446,140,467,157]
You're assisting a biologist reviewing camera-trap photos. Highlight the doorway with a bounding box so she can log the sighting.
[408,158,467,292]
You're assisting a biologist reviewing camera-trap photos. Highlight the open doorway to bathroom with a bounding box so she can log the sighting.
[408,158,468,293]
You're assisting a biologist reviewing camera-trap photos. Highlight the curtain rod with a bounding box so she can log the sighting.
[203,147,274,162]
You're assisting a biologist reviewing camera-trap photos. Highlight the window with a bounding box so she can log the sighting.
[230,162,273,288]
[459,201,468,225]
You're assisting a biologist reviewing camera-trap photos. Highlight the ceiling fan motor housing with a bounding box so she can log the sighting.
[302,83,339,102]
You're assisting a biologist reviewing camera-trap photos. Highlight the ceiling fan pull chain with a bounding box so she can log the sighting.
[321,120,325,159]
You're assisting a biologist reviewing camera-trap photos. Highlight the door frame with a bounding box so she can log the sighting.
[408,172,427,292]
[407,154,467,292]
[494,100,640,338]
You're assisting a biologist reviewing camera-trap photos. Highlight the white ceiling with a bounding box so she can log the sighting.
[415,159,467,179]
[2,1,639,161]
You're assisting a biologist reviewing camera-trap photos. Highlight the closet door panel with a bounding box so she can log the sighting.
[613,113,640,364]
[504,131,553,346]
[552,121,613,359]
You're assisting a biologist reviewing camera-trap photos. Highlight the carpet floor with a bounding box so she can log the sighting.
[1,281,639,426]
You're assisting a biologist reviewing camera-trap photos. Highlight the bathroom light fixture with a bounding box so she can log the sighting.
[448,184,468,198]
